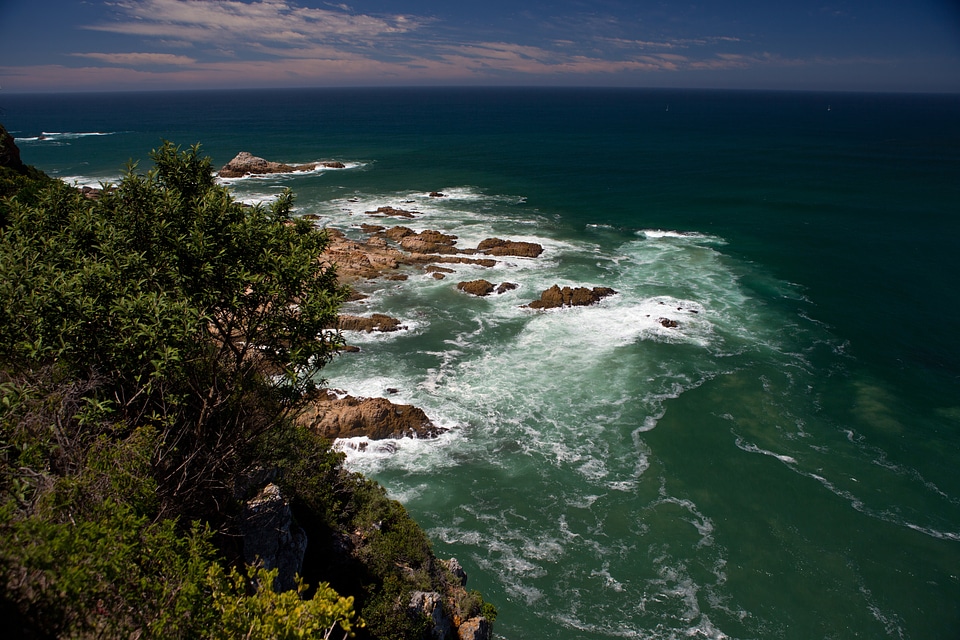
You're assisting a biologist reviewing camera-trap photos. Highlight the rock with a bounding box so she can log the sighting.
[0,123,25,173]
[399,229,459,254]
[338,313,406,332]
[475,238,543,258]
[365,206,419,218]
[446,558,468,587]
[409,592,454,640]
[458,617,492,640]
[525,285,617,309]
[298,390,446,440]
[241,483,308,593]
[218,151,344,178]
[429,191,446,197]
[457,280,495,297]
[658,317,680,328]
[383,226,416,242]
[496,282,518,294]
[360,223,386,233]
[425,265,455,274]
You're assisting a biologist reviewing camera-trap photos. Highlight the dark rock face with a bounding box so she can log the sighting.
[0,124,25,172]
[457,279,496,297]
[525,285,617,309]
[475,238,543,258]
[241,483,308,593]
[409,592,455,640]
[218,151,344,178]
[298,390,446,440]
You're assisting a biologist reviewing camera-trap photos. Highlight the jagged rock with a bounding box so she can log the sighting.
[338,313,406,332]
[446,558,468,587]
[426,265,455,275]
[525,285,617,309]
[410,592,455,640]
[457,280,495,297]
[383,225,416,241]
[496,282,518,294]
[475,238,543,258]
[298,390,445,440]
[241,483,307,593]
[658,317,680,328]
[458,618,492,640]
[365,206,419,218]
[218,151,344,178]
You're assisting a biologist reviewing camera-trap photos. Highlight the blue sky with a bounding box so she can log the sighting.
[1,0,958,93]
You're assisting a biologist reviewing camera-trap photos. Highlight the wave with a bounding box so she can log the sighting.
[16,131,117,144]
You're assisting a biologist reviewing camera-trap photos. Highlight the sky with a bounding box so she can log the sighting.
[1,0,958,93]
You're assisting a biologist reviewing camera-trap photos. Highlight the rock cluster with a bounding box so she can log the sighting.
[218,151,345,178]
[456,280,518,297]
[525,285,617,309]
[338,313,405,332]
[297,390,445,440]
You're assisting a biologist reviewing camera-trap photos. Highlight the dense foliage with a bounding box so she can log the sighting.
[0,140,493,639]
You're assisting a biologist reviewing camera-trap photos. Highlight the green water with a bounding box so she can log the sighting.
[4,88,960,638]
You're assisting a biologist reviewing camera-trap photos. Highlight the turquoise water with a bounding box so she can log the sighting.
[4,88,960,638]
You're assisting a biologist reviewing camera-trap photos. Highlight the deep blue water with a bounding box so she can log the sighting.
[3,87,960,639]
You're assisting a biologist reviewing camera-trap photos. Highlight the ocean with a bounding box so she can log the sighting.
[3,87,959,639]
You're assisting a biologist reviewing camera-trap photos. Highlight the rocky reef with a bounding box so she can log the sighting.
[218,151,345,178]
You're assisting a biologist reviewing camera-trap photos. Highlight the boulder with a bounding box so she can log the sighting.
[525,285,617,309]
[429,191,446,197]
[475,238,543,258]
[496,282,518,294]
[658,318,680,328]
[218,151,344,178]
[457,280,495,297]
[298,390,446,440]
[241,483,308,593]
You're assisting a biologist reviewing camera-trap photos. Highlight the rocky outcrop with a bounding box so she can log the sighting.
[458,618,492,640]
[474,238,543,258]
[298,390,445,440]
[525,285,617,309]
[457,280,495,297]
[241,483,308,593]
[0,123,25,173]
[410,592,455,640]
[338,313,405,332]
[496,282,518,294]
[218,151,344,178]
[399,229,459,254]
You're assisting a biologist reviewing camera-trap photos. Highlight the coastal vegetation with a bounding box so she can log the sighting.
[0,128,494,639]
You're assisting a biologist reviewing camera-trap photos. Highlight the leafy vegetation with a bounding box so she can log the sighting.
[0,138,494,639]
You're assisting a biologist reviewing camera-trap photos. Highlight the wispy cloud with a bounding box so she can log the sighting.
[71,52,197,66]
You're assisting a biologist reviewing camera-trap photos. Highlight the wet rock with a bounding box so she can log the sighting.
[429,191,446,197]
[658,318,680,328]
[475,238,543,258]
[365,206,419,219]
[338,313,406,332]
[525,285,617,309]
[457,279,495,297]
[298,390,445,440]
[496,282,518,294]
